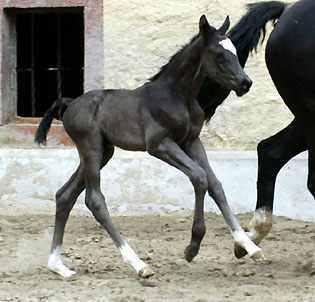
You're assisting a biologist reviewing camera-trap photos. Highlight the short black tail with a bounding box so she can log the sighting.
[197,1,286,121]
[34,97,74,145]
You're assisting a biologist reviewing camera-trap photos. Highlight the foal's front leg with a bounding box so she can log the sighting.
[184,138,264,261]
[147,137,208,261]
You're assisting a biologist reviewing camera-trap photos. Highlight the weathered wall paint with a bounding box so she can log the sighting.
[1,149,313,221]
[103,0,295,150]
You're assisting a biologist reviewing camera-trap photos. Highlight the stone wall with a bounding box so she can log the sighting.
[103,0,294,150]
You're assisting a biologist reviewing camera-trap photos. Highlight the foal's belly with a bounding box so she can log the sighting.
[98,98,147,151]
[102,122,147,152]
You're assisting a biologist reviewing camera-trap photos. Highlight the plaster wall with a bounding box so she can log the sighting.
[103,0,295,150]
[1,149,313,221]
[0,1,312,222]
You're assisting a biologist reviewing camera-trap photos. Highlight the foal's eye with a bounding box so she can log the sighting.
[216,53,224,62]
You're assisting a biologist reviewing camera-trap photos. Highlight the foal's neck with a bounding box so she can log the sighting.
[171,37,206,99]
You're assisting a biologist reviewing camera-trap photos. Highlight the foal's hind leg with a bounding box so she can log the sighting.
[234,120,307,259]
[183,138,263,261]
[80,141,152,278]
[48,163,86,277]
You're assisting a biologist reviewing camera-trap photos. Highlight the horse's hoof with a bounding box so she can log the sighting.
[251,250,266,262]
[184,246,198,263]
[49,264,76,278]
[234,243,248,259]
[184,252,194,263]
[138,266,154,279]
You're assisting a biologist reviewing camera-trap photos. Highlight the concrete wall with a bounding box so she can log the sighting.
[1,148,314,221]
[103,0,294,150]
[1,1,313,222]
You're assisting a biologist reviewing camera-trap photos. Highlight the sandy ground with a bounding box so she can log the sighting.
[0,201,315,302]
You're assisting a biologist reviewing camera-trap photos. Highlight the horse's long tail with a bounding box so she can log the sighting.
[229,1,287,66]
[34,97,74,145]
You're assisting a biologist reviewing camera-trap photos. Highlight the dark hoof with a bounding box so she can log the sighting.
[184,245,198,263]
[234,243,248,259]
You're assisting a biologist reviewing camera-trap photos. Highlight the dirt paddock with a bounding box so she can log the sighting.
[1,204,315,302]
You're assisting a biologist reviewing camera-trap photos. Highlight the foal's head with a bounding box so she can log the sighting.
[199,15,252,96]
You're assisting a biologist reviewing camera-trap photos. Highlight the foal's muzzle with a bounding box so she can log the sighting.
[235,76,252,96]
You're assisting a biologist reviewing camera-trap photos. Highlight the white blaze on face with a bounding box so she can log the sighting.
[219,38,237,56]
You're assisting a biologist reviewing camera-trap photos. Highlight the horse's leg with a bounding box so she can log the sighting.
[147,137,212,262]
[234,119,307,258]
[307,138,315,198]
[80,141,152,278]
[48,163,86,277]
[48,146,117,277]
[183,138,263,262]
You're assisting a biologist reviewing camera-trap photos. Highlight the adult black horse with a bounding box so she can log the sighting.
[35,15,261,279]
[198,0,315,258]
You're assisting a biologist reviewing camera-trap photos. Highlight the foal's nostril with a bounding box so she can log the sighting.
[235,77,252,96]
[241,78,252,91]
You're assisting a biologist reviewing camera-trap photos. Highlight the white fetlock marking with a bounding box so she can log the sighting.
[219,38,237,56]
[48,246,76,278]
[233,230,261,257]
[119,243,147,274]
[247,210,273,244]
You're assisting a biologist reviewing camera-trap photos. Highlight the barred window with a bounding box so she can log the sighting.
[15,8,84,117]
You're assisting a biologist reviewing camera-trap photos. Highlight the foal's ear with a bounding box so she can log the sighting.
[218,16,230,35]
[199,15,211,37]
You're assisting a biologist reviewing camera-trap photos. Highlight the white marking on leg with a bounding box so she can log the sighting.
[119,242,147,274]
[219,38,237,56]
[48,246,76,278]
[247,209,273,244]
[232,230,262,257]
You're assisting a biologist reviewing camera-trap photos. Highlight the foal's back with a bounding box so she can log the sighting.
[62,88,148,150]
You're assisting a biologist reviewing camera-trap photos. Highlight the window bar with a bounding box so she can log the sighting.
[30,13,36,117]
[56,13,62,100]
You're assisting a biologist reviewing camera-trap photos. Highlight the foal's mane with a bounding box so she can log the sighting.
[149,35,200,82]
